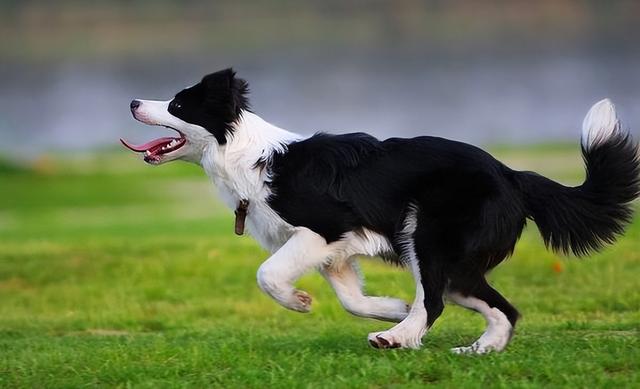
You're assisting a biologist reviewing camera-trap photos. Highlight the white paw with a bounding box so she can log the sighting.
[368,331,404,349]
[450,340,504,354]
[367,327,425,349]
[286,289,312,313]
[451,341,492,355]
[368,303,427,349]
[451,319,513,354]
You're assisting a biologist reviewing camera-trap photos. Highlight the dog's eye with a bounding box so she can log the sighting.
[171,101,182,110]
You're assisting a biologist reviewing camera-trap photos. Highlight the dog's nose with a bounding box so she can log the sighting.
[130,100,141,111]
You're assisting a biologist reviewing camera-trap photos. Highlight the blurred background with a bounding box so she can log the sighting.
[2,3,640,386]
[1,0,639,156]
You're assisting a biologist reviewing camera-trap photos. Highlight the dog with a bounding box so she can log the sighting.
[121,68,639,353]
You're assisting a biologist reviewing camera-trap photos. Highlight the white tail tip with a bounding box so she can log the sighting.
[582,99,620,149]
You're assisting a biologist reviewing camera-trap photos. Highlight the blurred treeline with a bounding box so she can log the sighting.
[1,0,637,61]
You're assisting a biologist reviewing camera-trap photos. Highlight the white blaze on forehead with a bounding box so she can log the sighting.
[581,99,620,149]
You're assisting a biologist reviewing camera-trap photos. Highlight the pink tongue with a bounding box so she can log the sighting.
[120,137,175,152]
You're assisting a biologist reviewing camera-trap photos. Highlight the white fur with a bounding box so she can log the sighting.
[201,112,302,252]
[368,205,428,349]
[321,259,410,322]
[448,292,513,354]
[581,99,620,150]
[338,229,396,258]
[257,227,333,312]
[257,226,403,314]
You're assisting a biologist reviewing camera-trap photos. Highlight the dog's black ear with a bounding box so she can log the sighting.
[202,68,250,115]
[229,71,250,116]
[195,68,250,144]
[202,68,234,91]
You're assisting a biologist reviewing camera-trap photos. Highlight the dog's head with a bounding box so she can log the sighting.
[121,68,249,165]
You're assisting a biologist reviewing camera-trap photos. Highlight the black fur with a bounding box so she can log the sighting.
[516,133,640,256]
[268,133,526,257]
[267,130,639,328]
[169,68,249,144]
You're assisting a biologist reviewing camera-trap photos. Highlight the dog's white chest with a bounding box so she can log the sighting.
[214,182,294,253]
[199,113,304,253]
[203,148,295,253]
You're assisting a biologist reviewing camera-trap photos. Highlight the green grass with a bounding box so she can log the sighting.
[1,148,638,388]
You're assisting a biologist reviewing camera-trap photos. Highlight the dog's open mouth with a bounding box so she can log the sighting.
[120,127,186,164]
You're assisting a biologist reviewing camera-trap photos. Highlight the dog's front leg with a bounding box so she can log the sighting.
[256,227,333,312]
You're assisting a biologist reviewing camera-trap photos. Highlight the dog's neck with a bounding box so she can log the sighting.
[201,111,301,205]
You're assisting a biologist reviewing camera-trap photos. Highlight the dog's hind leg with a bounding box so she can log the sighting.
[256,227,335,312]
[366,254,428,349]
[321,259,410,323]
[448,276,519,354]
[367,205,443,349]
[367,203,457,349]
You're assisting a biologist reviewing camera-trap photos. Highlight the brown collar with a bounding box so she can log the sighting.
[234,199,250,235]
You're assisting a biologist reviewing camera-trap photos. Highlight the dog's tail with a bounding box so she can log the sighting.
[515,99,640,256]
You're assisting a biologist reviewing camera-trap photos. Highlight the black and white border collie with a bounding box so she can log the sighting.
[121,68,639,353]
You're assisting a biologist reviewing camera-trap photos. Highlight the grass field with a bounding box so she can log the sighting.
[0,145,638,388]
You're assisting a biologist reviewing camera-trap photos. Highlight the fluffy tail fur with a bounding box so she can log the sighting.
[516,99,640,256]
